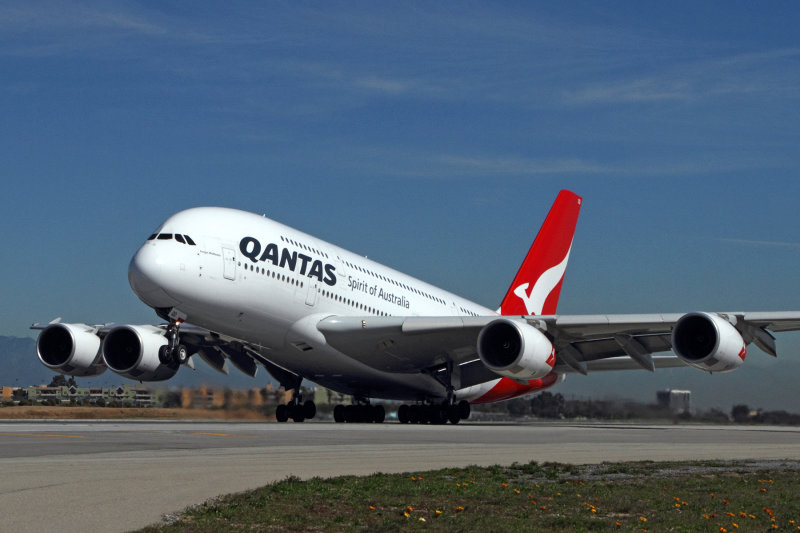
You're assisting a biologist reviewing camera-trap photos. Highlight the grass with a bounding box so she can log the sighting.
[138,460,800,532]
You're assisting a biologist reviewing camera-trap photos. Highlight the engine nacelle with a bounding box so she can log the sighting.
[477,318,556,380]
[36,323,106,377]
[102,325,177,381]
[671,312,746,373]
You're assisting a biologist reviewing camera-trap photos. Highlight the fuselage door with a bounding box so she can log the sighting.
[222,248,236,280]
[305,281,318,307]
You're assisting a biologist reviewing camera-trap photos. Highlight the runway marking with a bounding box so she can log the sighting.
[0,433,86,439]
[192,432,233,437]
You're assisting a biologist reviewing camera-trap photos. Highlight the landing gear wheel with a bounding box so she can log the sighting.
[303,400,316,420]
[447,405,461,425]
[176,344,188,365]
[372,405,385,423]
[276,404,289,423]
[429,405,447,425]
[333,404,345,423]
[397,404,410,424]
[158,345,171,365]
[290,404,305,423]
[457,400,471,420]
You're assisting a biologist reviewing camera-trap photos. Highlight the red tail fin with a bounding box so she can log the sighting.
[498,190,582,316]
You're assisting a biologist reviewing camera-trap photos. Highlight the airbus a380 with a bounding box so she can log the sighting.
[33,190,800,424]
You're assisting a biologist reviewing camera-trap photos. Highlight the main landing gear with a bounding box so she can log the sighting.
[332,401,385,423]
[275,388,316,423]
[158,320,189,368]
[397,400,470,425]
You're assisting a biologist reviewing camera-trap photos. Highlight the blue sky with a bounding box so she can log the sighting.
[3,1,800,409]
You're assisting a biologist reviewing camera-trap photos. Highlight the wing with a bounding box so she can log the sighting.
[31,319,296,385]
[317,312,800,379]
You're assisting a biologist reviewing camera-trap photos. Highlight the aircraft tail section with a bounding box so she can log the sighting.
[498,190,582,316]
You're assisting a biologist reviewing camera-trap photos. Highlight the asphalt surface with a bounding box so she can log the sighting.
[2,420,800,532]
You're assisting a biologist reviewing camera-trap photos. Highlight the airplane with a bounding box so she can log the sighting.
[32,190,800,424]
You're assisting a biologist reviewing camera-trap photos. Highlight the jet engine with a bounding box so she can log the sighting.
[671,312,746,373]
[102,325,178,381]
[477,318,556,380]
[36,323,106,377]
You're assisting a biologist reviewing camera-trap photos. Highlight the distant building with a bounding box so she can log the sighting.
[0,387,13,400]
[179,386,273,409]
[26,384,156,406]
[314,387,351,406]
[657,389,691,414]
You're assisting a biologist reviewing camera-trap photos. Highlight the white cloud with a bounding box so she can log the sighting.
[562,48,800,106]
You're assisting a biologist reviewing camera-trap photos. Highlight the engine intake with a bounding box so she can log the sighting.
[36,323,106,377]
[102,325,178,381]
[671,312,746,373]
[477,318,555,380]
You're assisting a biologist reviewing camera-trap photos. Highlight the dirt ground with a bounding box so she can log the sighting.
[0,405,272,420]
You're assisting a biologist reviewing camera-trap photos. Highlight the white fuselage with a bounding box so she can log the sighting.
[128,207,500,401]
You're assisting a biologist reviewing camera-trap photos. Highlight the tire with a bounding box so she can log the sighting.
[303,400,316,420]
[373,405,386,423]
[176,345,188,364]
[448,405,461,425]
[276,404,289,423]
[429,406,446,425]
[397,404,410,424]
[457,400,471,420]
[158,345,171,365]
[333,404,345,423]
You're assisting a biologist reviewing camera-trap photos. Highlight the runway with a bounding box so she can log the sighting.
[2,420,800,532]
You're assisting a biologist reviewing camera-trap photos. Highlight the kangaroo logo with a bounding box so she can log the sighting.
[513,247,571,315]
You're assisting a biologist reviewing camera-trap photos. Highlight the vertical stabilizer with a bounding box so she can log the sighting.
[498,190,582,316]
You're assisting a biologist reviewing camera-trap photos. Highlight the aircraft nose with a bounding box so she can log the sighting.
[128,244,181,308]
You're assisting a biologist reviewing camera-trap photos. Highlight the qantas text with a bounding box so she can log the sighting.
[239,237,336,286]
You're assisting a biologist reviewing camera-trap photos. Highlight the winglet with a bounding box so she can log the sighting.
[498,190,582,316]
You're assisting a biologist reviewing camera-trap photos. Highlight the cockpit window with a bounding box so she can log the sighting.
[184,235,196,245]
[157,233,173,240]
[147,234,157,240]
[175,234,186,244]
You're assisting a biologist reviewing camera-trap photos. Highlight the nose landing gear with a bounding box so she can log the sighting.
[158,319,190,368]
